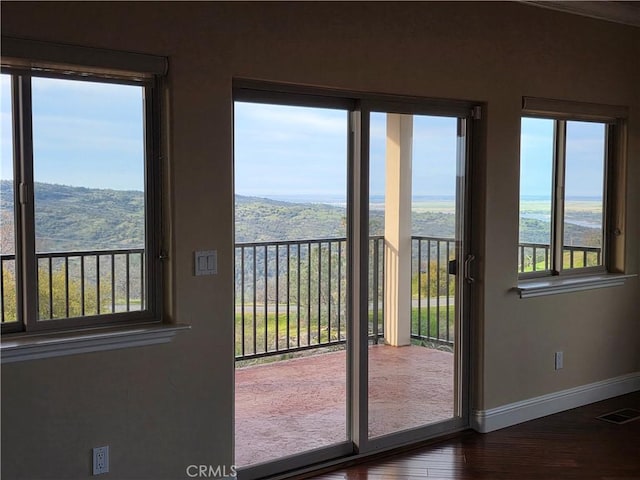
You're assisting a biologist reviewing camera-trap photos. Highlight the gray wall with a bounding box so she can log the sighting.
[1,2,638,479]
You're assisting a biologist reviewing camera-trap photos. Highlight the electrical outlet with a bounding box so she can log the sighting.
[555,351,563,370]
[93,446,109,475]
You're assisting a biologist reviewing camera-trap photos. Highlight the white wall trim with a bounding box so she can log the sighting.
[1,324,190,364]
[515,273,636,299]
[472,372,640,433]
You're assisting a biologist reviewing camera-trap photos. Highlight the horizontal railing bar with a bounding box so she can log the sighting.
[519,242,600,252]
[236,340,347,361]
[0,248,144,262]
[236,237,349,248]
[36,248,145,258]
[236,334,385,361]
[0,242,600,260]
[410,333,454,346]
[410,235,458,243]
[562,246,600,252]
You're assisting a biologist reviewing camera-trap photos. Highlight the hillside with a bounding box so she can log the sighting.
[235,195,346,242]
[0,181,601,252]
[235,195,459,242]
[0,180,144,252]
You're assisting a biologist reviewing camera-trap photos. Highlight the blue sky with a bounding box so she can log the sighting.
[235,102,458,200]
[2,76,604,199]
[520,117,605,198]
[234,102,348,198]
[1,74,144,191]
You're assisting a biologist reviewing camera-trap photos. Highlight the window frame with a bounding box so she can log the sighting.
[1,39,166,335]
[518,97,627,280]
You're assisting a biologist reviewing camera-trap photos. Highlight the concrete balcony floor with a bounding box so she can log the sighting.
[235,344,454,466]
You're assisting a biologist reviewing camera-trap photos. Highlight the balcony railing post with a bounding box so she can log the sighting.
[240,246,245,358]
[286,244,290,349]
[417,238,422,338]
[275,244,279,352]
[426,239,431,339]
[373,237,379,344]
[264,244,268,352]
[337,241,342,341]
[327,241,332,342]
[296,244,301,348]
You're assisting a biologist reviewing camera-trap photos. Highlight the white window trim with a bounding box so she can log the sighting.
[515,273,636,298]
[1,323,190,364]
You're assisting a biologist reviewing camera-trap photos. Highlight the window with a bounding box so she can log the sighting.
[518,97,626,278]
[1,39,165,334]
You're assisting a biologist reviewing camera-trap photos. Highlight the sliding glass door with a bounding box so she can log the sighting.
[233,88,475,479]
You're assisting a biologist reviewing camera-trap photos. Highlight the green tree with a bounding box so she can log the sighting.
[412,260,456,298]
[1,267,17,322]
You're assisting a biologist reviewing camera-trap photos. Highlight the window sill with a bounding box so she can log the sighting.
[1,323,191,364]
[515,273,636,299]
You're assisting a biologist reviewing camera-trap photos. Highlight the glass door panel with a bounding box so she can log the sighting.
[367,112,465,438]
[234,101,349,467]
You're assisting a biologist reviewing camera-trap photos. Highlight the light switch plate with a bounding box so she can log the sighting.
[195,250,217,276]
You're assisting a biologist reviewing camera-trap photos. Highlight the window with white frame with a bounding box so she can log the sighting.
[518,97,626,277]
[0,39,165,334]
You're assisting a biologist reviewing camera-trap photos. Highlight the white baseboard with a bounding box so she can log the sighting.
[471,372,640,433]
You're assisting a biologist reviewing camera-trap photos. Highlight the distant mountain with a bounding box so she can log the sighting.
[235,195,459,243]
[0,181,601,253]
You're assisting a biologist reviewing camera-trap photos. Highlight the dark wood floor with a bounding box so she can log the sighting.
[309,391,640,479]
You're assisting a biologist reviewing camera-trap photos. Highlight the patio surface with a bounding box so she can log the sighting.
[235,344,454,466]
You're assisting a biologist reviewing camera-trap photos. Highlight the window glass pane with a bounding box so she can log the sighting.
[519,117,554,273]
[1,74,17,323]
[563,121,605,269]
[31,77,146,320]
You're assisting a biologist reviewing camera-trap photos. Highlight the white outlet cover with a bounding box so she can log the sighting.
[555,351,564,370]
[93,446,109,475]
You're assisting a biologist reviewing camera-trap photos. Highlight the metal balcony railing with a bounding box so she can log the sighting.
[234,235,456,360]
[518,243,601,272]
[1,241,601,346]
[234,237,602,361]
[0,248,145,324]
[234,237,351,360]
[410,236,456,346]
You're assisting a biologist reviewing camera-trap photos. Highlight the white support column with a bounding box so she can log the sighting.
[383,114,413,347]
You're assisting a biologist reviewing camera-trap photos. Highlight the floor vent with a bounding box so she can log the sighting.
[597,408,640,425]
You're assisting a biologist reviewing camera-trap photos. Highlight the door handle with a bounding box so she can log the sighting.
[447,259,457,275]
[464,254,475,284]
